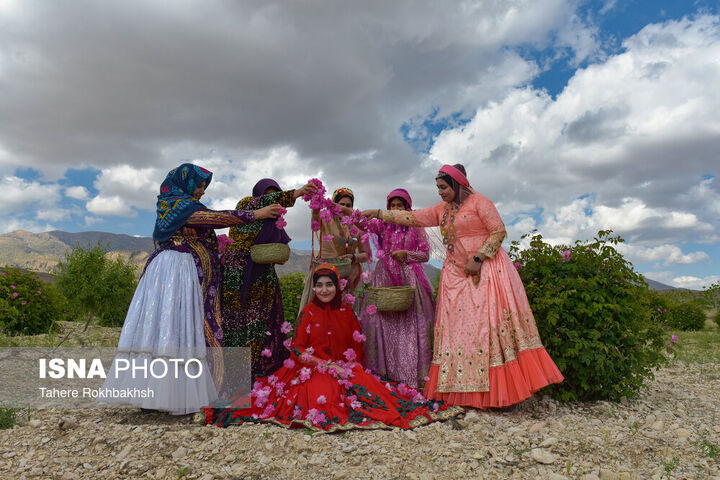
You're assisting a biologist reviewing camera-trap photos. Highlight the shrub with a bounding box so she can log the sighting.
[55,244,138,327]
[0,407,18,430]
[0,267,68,336]
[279,272,305,325]
[714,309,720,329]
[509,230,669,402]
[665,300,706,331]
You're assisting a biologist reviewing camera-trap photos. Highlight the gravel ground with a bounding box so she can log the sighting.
[1,361,719,480]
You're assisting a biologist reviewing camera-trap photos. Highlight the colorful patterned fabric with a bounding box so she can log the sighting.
[332,187,354,204]
[142,207,256,390]
[203,296,462,432]
[359,190,435,388]
[222,189,297,378]
[381,194,564,408]
[153,163,213,242]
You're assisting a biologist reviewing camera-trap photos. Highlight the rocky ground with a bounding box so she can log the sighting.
[1,360,719,480]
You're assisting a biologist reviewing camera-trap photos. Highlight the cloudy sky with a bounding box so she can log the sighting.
[1,0,718,289]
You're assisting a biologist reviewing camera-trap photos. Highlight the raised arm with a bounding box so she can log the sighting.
[363,203,443,228]
[185,209,256,228]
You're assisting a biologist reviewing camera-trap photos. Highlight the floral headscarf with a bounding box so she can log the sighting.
[153,163,213,242]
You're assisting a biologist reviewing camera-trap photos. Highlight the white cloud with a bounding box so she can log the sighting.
[430,14,720,255]
[0,216,55,234]
[64,185,89,200]
[35,207,72,222]
[86,195,136,217]
[84,216,103,226]
[3,175,61,213]
[616,243,709,266]
[671,275,720,290]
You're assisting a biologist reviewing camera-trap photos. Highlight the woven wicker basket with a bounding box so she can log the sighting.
[365,286,415,312]
[250,243,291,264]
[312,257,352,278]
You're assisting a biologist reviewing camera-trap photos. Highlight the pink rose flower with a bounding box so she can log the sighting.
[267,375,278,385]
[280,321,293,334]
[362,270,371,282]
[343,348,357,362]
[311,220,321,232]
[292,406,303,419]
[283,338,292,349]
[323,234,335,243]
[344,293,355,305]
[339,278,348,291]
[348,226,360,236]
[283,358,296,369]
[513,262,523,270]
[671,335,679,344]
[561,249,572,262]
[261,348,272,358]
[319,209,334,223]
[316,395,327,405]
[366,304,377,315]
[352,330,366,343]
[299,367,312,382]
[12,293,18,298]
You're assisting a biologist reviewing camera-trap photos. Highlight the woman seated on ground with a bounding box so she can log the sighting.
[203,264,461,432]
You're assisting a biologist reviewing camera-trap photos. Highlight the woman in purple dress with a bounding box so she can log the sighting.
[358,188,435,389]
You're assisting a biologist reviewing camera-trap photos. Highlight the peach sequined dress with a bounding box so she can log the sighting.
[382,194,563,408]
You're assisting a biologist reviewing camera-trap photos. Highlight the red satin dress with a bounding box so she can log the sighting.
[203,298,460,432]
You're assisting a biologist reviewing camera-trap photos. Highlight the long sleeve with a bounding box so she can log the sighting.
[406,248,430,264]
[185,208,255,228]
[476,197,506,259]
[289,311,318,363]
[347,313,366,367]
[380,203,443,228]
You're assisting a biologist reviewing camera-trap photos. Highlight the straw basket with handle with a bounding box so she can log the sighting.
[365,286,415,312]
[250,243,291,264]
[312,257,352,278]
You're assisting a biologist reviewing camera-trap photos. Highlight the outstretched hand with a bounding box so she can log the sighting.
[255,203,283,219]
[294,183,319,200]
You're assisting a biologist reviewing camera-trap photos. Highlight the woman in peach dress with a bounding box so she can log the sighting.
[364,164,563,408]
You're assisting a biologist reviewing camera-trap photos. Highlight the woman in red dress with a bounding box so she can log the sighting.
[203,263,461,432]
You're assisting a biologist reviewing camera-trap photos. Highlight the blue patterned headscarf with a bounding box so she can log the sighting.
[152,163,213,242]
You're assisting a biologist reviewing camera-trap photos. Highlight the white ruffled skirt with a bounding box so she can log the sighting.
[101,250,218,414]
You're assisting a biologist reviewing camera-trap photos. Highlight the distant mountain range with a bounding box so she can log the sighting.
[0,230,372,278]
[0,230,676,290]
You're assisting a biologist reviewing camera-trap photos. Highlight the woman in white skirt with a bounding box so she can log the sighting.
[102,163,282,415]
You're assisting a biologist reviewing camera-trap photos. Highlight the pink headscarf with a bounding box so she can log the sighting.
[439,164,470,187]
[368,189,433,295]
[437,164,475,204]
[386,188,412,210]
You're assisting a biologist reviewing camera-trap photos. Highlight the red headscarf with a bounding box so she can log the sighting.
[311,263,342,309]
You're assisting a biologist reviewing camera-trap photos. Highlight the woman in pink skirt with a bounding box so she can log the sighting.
[364,164,563,408]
